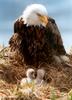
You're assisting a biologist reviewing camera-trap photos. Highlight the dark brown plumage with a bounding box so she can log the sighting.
[9,17,66,66]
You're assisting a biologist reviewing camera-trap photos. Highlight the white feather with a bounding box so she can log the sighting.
[20,78,32,87]
[20,4,48,26]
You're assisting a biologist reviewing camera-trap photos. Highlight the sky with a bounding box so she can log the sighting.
[0,0,72,51]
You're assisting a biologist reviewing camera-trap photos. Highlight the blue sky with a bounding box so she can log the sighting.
[0,0,72,51]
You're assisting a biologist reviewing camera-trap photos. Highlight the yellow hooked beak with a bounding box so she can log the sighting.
[37,13,48,26]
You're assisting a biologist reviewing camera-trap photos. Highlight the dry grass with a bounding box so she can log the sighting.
[0,46,72,99]
[0,80,66,100]
[0,80,72,100]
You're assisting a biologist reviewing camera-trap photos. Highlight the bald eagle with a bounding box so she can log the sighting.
[9,4,66,65]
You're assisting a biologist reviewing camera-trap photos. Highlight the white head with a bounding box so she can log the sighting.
[22,4,48,27]
[26,68,35,79]
[37,69,45,80]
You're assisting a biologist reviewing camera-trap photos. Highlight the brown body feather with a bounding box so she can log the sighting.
[9,17,66,66]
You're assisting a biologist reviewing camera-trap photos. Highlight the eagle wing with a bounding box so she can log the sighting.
[46,17,66,55]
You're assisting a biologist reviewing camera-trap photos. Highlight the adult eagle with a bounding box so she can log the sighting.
[9,4,66,65]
